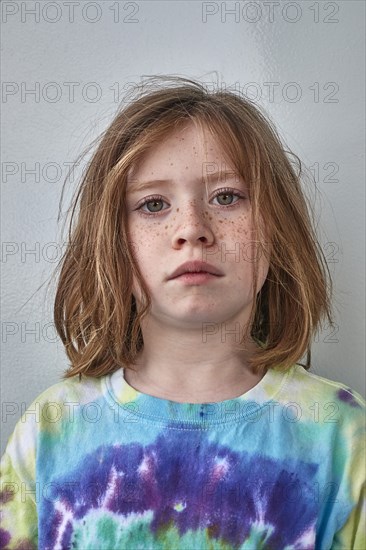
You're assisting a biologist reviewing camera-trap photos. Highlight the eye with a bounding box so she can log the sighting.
[136,195,168,215]
[144,198,164,212]
[211,188,243,206]
[134,188,245,217]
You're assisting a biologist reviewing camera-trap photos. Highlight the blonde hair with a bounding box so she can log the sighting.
[53,75,334,378]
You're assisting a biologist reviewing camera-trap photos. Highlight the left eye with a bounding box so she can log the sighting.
[142,199,165,213]
[212,192,238,206]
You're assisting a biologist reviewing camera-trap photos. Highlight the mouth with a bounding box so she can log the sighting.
[168,261,224,280]
[174,270,216,277]
[170,271,221,284]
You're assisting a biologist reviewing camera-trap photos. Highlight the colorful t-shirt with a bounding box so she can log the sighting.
[1,363,365,549]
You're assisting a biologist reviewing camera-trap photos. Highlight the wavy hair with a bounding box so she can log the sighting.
[53,75,334,378]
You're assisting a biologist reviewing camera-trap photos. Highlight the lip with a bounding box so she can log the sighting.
[168,260,224,280]
[172,272,220,285]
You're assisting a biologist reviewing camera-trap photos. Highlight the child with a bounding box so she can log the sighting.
[1,75,365,549]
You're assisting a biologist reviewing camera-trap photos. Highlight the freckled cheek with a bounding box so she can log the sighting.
[130,247,160,298]
[128,219,163,242]
[217,215,253,244]
[129,223,166,263]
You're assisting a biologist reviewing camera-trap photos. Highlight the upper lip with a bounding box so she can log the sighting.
[168,261,224,280]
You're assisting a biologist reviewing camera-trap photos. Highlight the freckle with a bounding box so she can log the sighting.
[170,163,174,166]
[176,208,179,212]
[185,166,189,170]
[165,225,168,229]
[219,220,223,224]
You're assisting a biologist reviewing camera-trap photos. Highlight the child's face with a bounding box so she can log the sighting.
[126,122,269,330]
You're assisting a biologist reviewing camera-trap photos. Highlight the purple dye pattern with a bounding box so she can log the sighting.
[61,523,73,548]
[0,487,14,505]
[0,529,35,550]
[337,389,361,408]
[40,430,319,548]
[0,529,11,549]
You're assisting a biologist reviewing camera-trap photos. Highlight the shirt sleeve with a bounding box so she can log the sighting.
[331,394,366,550]
[1,413,39,548]
[331,481,366,549]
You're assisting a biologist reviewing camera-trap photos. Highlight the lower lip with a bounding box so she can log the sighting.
[171,273,220,284]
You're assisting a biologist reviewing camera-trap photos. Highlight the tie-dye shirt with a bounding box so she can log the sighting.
[1,363,365,549]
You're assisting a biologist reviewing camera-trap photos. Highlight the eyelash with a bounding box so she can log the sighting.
[135,188,246,217]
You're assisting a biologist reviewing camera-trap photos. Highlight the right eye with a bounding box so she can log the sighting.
[136,196,169,216]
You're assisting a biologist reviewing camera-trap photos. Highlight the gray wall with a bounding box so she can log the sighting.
[1,0,365,453]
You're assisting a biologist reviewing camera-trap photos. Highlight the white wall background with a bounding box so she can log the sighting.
[1,0,365,453]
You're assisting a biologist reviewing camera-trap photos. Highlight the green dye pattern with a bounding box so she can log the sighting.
[69,510,280,550]
[240,523,274,549]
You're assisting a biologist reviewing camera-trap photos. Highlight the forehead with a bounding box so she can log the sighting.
[127,121,233,183]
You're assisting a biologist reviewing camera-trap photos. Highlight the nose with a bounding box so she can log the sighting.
[171,202,215,249]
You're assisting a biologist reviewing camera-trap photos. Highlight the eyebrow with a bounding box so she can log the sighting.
[127,171,241,194]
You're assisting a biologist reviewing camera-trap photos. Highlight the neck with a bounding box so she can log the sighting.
[124,316,264,403]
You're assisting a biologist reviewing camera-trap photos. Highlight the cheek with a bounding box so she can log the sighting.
[223,213,255,255]
[232,212,270,290]
[130,239,161,295]
[128,221,156,261]
[128,217,165,244]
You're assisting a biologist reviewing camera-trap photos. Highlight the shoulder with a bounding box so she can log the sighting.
[2,373,111,463]
[26,372,108,409]
[288,363,365,408]
[281,364,366,432]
